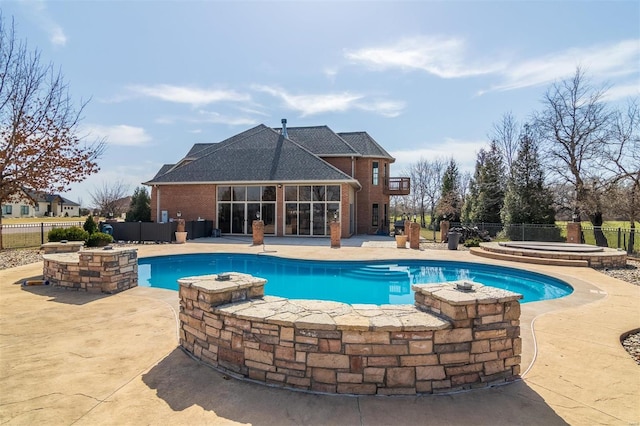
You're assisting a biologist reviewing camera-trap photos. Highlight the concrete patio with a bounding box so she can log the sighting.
[1,236,638,425]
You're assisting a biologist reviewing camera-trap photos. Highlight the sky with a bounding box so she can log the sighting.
[2,0,639,207]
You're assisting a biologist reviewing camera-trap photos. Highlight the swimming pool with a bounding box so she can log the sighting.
[138,253,572,304]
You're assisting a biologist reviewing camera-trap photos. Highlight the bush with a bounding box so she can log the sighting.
[47,226,89,242]
[83,215,98,234]
[86,232,114,247]
[47,228,68,242]
[463,237,483,248]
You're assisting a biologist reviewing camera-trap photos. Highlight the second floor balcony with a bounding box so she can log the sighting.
[384,177,410,196]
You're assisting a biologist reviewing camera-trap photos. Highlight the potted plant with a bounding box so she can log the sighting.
[175,217,187,244]
[395,230,407,248]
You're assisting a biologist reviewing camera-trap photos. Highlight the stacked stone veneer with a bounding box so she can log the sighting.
[40,241,85,254]
[43,247,138,294]
[179,273,523,395]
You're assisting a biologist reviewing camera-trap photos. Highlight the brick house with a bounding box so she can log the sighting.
[144,120,409,237]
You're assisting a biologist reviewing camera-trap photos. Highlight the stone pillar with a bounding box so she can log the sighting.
[405,220,412,242]
[252,220,264,245]
[413,281,523,383]
[440,220,450,243]
[566,222,582,244]
[410,222,421,250]
[330,221,341,248]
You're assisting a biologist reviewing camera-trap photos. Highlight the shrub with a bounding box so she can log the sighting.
[83,215,98,234]
[47,227,68,242]
[86,232,114,247]
[47,226,89,242]
[65,227,90,241]
[463,237,484,248]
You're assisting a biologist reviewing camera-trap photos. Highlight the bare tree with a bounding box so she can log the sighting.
[90,180,130,218]
[0,16,104,248]
[490,111,520,175]
[604,98,640,252]
[535,67,611,223]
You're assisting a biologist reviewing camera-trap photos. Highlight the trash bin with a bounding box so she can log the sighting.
[447,231,461,250]
[100,224,113,236]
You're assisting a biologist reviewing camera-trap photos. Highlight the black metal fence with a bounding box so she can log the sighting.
[0,220,216,248]
[0,221,84,249]
[452,222,638,255]
[110,220,215,243]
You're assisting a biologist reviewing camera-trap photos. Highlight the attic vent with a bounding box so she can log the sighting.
[281,118,288,138]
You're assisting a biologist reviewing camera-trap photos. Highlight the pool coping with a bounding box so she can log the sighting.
[1,236,638,424]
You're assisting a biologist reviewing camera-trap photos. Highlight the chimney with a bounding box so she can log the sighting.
[281,118,288,139]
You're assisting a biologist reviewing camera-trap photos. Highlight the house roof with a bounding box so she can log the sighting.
[338,132,394,160]
[275,126,360,157]
[146,125,358,185]
[23,190,80,206]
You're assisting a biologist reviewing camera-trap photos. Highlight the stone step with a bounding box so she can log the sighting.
[469,247,589,267]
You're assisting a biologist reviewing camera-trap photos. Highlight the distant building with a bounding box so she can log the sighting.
[144,121,410,237]
[1,189,80,218]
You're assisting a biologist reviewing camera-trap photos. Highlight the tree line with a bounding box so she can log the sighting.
[394,68,639,244]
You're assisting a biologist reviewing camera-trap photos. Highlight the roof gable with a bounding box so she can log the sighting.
[276,126,359,157]
[146,126,355,184]
[338,132,394,160]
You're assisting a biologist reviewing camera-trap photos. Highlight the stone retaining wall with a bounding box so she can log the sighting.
[40,241,85,254]
[179,273,522,395]
[43,247,138,294]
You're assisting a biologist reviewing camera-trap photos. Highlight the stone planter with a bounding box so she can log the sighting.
[395,234,407,248]
[175,231,187,244]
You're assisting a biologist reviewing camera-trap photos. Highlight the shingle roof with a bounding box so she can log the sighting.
[146,125,356,184]
[185,143,216,158]
[24,190,79,205]
[275,126,359,157]
[338,132,394,160]
[153,164,174,179]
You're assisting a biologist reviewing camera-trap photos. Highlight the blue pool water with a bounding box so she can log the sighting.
[138,253,573,304]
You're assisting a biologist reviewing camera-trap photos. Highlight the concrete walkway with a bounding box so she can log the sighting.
[1,237,638,425]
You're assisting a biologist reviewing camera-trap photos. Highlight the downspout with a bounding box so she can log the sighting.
[155,186,161,222]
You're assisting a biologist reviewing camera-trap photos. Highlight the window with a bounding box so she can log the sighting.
[21,205,29,215]
[372,203,379,226]
[372,162,379,185]
[2,205,12,215]
[283,184,341,236]
[217,185,277,235]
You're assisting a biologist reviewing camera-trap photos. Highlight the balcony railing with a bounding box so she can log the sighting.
[384,177,410,196]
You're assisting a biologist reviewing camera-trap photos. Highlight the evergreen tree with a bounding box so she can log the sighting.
[83,215,98,234]
[466,142,505,224]
[501,126,557,239]
[436,159,462,223]
[126,187,151,222]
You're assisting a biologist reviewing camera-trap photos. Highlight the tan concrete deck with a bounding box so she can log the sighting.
[1,236,638,425]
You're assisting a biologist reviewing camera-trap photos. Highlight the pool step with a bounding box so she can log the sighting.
[341,265,411,281]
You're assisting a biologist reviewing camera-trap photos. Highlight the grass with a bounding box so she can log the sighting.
[1,216,93,224]
[1,217,90,249]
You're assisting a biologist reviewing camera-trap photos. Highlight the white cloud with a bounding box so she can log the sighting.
[356,99,406,118]
[602,82,640,102]
[254,84,363,116]
[391,138,487,174]
[127,84,251,106]
[253,85,404,117]
[481,39,640,94]
[345,36,504,78]
[24,0,67,46]
[81,124,152,146]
